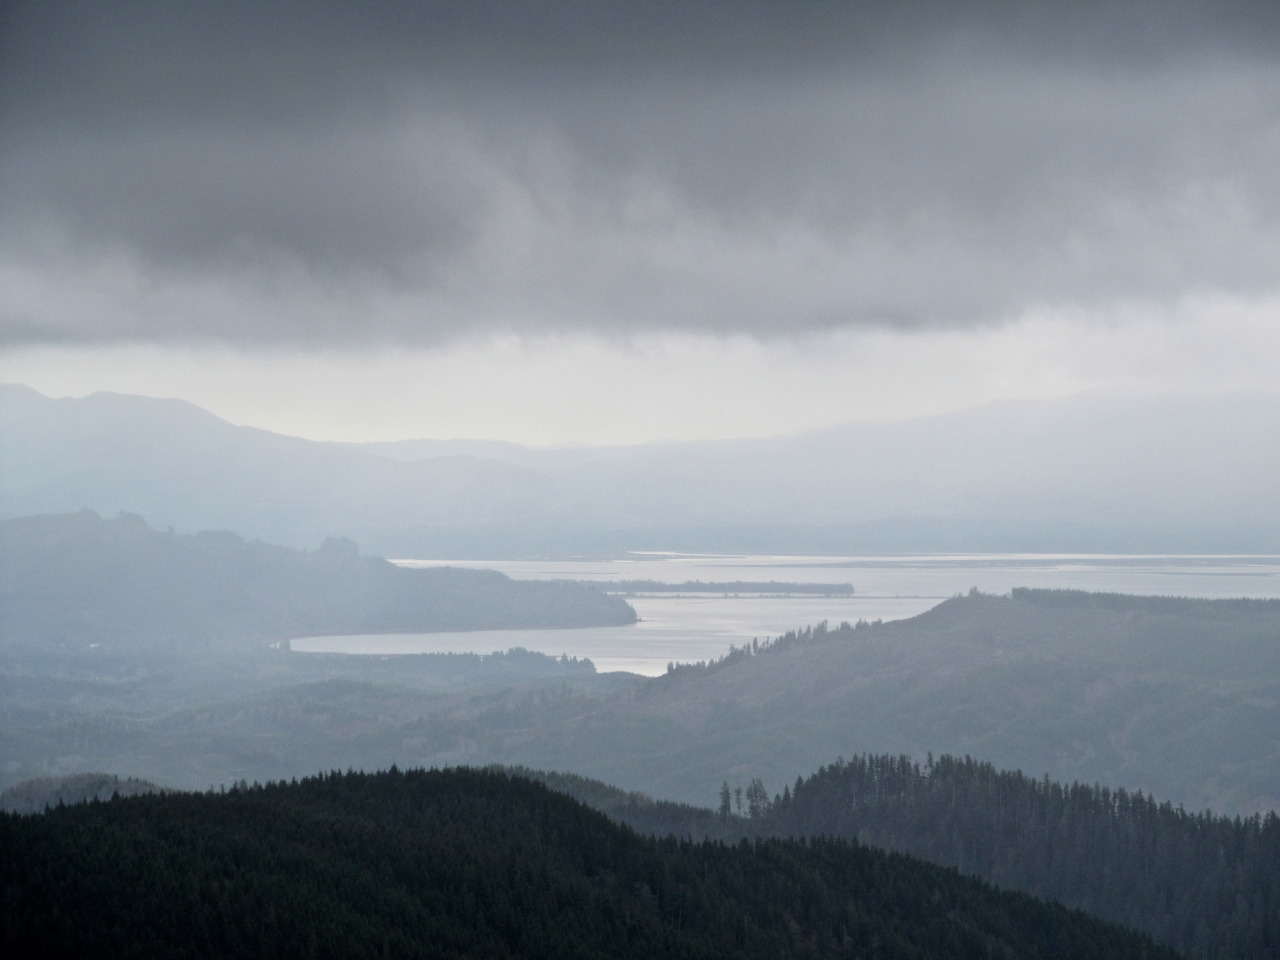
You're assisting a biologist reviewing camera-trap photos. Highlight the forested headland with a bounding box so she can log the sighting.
[0,511,635,659]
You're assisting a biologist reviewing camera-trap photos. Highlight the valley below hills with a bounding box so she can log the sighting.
[3,547,1276,817]
[2,420,1277,957]
[3,511,1277,958]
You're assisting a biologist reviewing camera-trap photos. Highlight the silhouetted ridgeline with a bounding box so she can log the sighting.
[0,767,1183,960]
[503,765,733,840]
[0,511,635,655]
[659,618,855,676]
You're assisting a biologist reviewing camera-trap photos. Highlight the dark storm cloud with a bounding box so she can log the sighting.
[1,1,1278,345]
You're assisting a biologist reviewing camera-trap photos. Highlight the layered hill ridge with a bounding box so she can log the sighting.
[7,755,1273,958]
[5,585,1274,818]
[4,383,1279,553]
[0,766,1183,960]
[439,591,1279,817]
[515,754,1279,960]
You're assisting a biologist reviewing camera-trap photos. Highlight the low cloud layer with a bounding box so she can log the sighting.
[2,1,1278,347]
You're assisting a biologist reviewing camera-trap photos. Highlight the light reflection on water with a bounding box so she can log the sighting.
[291,553,1280,676]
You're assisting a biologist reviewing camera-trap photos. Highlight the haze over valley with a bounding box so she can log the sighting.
[2,2,1279,957]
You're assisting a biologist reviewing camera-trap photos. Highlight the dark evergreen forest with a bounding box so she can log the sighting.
[528,755,1278,960]
[761,754,1280,960]
[1,767,1185,960]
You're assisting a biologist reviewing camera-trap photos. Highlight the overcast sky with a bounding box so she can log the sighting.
[1,1,1278,443]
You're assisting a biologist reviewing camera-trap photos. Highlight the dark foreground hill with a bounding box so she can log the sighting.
[0,767,1182,960]
[0,510,635,657]
[760,754,1280,960]
[514,756,1280,960]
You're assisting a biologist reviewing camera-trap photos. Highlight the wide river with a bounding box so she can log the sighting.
[293,553,1280,675]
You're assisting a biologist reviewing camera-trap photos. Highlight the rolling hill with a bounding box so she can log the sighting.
[4,588,1275,817]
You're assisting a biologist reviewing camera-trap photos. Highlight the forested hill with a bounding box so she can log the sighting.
[508,757,1279,960]
[637,591,1280,815]
[0,767,1183,960]
[755,754,1279,960]
[0,511,635,655]
[8,588,1272,815]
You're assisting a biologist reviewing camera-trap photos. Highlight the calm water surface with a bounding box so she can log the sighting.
[293,553,1280,675]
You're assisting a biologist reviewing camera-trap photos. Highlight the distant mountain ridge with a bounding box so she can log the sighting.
[3,383,1279,553]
